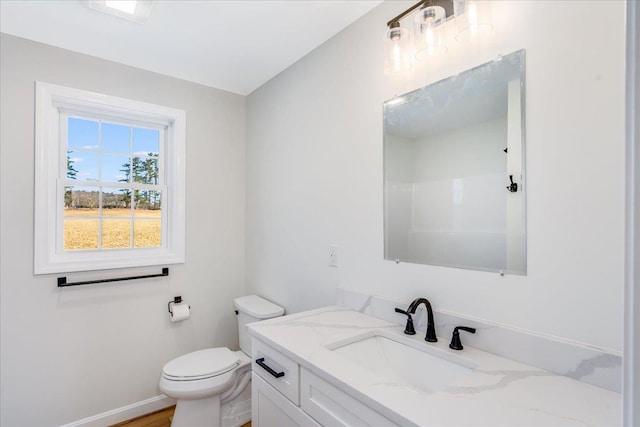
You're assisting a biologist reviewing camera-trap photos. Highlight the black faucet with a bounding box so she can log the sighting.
[394,307,416,335]
[449,326,476,350]
[404,298,438,342]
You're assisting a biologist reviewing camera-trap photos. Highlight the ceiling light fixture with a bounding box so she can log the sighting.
[384,0,493,75]
[105,0,137,15]
[86,0,154,24]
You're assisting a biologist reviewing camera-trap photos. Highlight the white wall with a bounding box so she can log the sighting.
[0,34,246,426]
[246,1,625,352]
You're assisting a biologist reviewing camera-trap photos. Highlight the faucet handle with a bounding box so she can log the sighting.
[449,326,476,350]
[394,308,416,335]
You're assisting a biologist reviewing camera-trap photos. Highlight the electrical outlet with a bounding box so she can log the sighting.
[329,245,338,268]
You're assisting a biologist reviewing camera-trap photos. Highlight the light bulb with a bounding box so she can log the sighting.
[393,44,402,73]
[414,5,446,60]
[384,26,412,75]
[468,2,478,40]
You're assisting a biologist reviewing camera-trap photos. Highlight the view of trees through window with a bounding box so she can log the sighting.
[63,117,163,250]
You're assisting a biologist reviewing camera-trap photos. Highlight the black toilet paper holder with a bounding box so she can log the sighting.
[168,296,189,315]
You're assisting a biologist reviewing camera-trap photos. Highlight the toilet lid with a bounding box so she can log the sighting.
[162,348,240,380]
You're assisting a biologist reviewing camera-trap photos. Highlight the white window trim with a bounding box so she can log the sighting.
[34,81,186,274]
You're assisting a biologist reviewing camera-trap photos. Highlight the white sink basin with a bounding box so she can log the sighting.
[328,331,476,393]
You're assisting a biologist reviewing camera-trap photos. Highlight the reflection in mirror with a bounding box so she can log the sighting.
[384,49,526,275]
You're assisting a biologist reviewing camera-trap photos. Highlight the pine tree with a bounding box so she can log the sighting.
[65,151,78,207]
[119,160,132,207]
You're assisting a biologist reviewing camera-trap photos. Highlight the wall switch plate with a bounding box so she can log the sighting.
[329,245,338,268]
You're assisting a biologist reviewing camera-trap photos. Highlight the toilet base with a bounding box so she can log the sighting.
[171,394,251,427]
[221,377,251,427]
[172,395,221,427]
[168,367,252,427]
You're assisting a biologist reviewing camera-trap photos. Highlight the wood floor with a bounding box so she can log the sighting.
[111,406,175,427]
[111,406,251,427]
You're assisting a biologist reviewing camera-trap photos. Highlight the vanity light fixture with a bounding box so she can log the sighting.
[86,0,154,24]
[413,2,448,59]
[384,0,493,75]
[453,0,494,42]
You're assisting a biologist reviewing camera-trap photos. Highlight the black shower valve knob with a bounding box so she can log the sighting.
[506,175,518,192]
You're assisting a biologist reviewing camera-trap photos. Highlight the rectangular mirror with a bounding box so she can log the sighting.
[384,50,526,275]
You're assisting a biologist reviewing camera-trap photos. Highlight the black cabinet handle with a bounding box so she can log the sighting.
[255,357,285,378]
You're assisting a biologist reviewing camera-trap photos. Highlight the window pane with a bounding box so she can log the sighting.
[133,127,159,156]
[134,219,161,247]
[69,150,99,182]
[64,187,99,250]
[134,190,161,247]
[135,190,161,211]
[102,189,130,211]
[64,219,98,250]
[102,122,130,153]
[68,118,98,150]
[66,187,100,210]
[102,154,130,183]
[102,219,131,249]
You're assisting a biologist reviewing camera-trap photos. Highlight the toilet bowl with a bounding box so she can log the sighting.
[159,295,284,427]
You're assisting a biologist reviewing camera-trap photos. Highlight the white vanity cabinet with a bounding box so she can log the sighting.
[251,339,318,427]
[251,337,398,427]
[252,373,319,427]
[300,368,397,427]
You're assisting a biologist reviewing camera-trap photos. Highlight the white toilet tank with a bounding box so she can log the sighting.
[234,295,284,356]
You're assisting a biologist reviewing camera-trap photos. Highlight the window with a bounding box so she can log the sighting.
[35,82,185,274]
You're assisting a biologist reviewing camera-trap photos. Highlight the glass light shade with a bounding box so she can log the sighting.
[413,5,447,60]
[384,26,413,76]
[454,0,493,42]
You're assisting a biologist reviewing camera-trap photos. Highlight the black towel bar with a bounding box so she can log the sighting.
[57,267,169,287]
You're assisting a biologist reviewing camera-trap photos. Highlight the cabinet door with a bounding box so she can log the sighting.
[300,368,398,427]
[252,373,319,427]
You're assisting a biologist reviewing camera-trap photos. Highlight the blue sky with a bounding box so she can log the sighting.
[67,117,159,186]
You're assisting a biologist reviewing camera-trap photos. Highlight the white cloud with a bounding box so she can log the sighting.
[133,151,158,157]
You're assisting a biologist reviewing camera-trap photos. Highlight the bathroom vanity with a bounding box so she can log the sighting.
[249,307,620,426]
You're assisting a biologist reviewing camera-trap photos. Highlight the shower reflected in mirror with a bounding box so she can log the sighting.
[384,50,526,275]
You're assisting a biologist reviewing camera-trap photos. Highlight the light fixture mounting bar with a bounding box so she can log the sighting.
[386,0,454,28]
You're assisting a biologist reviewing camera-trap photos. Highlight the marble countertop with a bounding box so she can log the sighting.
[248,306,621,427]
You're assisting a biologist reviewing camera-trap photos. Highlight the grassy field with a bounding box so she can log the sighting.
[64,208,161,250]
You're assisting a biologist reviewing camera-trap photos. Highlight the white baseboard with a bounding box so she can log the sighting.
[60,395,176,427]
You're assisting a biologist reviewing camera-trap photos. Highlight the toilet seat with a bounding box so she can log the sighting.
[162,348,240,381]
[159,350,251,401]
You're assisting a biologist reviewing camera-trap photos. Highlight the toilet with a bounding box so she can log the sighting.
[159,295,285,427]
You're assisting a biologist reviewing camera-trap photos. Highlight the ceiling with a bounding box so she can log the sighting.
[0,0,382,95]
